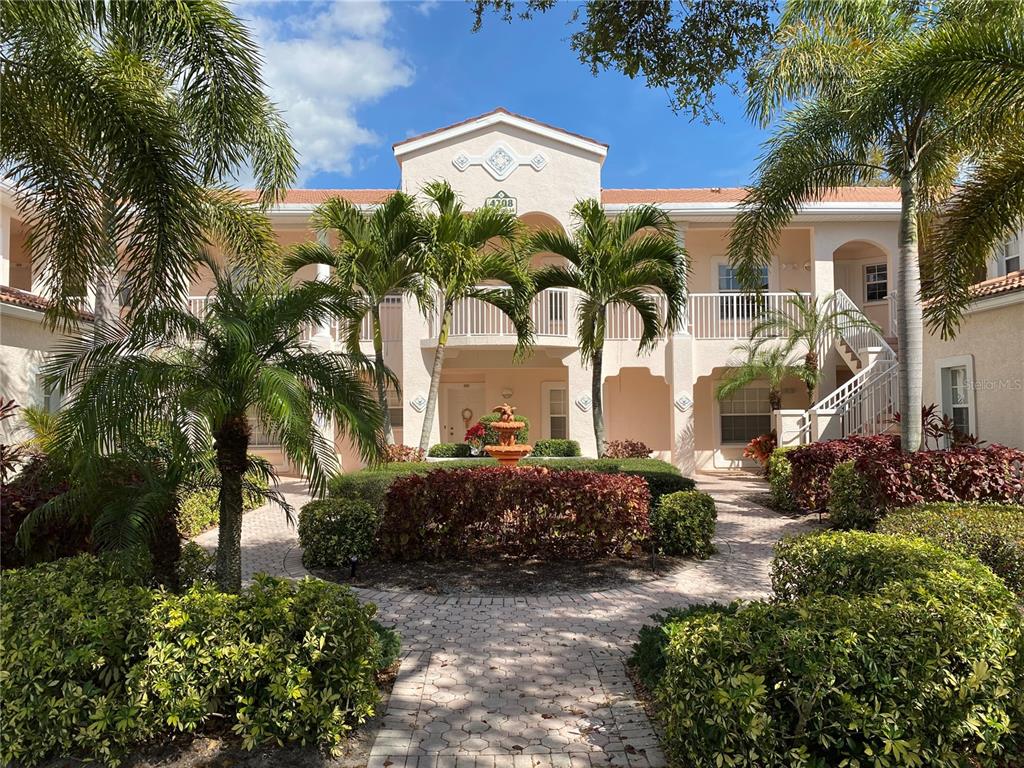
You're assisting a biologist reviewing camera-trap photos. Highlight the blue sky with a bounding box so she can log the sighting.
[241,1,770,189]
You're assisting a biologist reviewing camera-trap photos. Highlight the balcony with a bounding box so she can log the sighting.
[427,288,570,343]
[687,292,809,340]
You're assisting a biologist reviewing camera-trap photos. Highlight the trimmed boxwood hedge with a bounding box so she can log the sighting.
[298,498,381,568]
[878,502,1024,595]
[0,552,397,765]
[531,439,581,457]
[651,491,716,558]
[635,532,1024,767]
[426,442,475,458]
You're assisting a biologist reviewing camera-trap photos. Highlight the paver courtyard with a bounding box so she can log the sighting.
[196,473,817,766]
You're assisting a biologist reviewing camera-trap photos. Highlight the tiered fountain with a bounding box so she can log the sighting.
[484,403,532,467]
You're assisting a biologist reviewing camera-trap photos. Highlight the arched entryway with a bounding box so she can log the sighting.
[602,368,672,453]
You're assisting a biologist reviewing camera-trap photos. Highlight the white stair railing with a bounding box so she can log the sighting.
[795,290,899,442]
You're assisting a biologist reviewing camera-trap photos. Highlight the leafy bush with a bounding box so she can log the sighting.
[651,491,716,557]
[786,434,899,512]
[628,467,695,509]
[825,459,875,529]
[878,502,1024,595]
[177,471,268,538]
[766,447,796,511]
[0,554,394,765]
[630,604,724,690]
[479,412,529,446]
[854,443,1024,509]
[531,438,581,457]
[426,442,474,458]
[176,541,215,589]
[603,439,651,458]
[383,444,425,463]
[645,533,1024,767]
[298,498,381,568]
[380,466,651,560]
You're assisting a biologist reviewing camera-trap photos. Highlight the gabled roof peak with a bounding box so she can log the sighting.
[392,108,608,160]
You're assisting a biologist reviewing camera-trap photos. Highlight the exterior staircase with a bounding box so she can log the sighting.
[792,290,899,444]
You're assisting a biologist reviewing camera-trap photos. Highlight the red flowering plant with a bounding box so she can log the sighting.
[743,432,777,473]
[464,422,487,454]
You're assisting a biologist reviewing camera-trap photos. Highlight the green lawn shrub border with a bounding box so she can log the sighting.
[650,490,716,558]
[531,439,581,457]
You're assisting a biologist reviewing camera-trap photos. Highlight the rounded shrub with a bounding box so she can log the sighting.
[426,442,474,458]
[646,532,1024,767]
[651,490,716,558]
[825,459,875,529]
[0,553,394,765]
[531,438,581,457]
[878,502,1024,595]
[298,497,380,568]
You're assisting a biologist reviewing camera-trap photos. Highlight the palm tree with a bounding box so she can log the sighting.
[725,0,1020,451]
[525,200,688,456]
[716,342,811,411]
[286,193,426,445]
[2,0,296,323]
[750,292,876,404]
[44,262,386,592]
[417,181,531,452]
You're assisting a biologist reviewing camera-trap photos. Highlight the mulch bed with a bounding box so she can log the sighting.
[44,664,400,768]
[312,553,689,596]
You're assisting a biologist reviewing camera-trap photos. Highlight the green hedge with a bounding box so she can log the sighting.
[878,502,1024,596]
[479,412,529,446]
[298,498,381,568]
[531,439,581,457]
[637,532,1024,767]
[0,553,396,765]
[651,491,716,558]
[825,459,875,530]
[327,457,692,512]
[426,442,475,458]
[766,447,796,511]
[177,472,269,538]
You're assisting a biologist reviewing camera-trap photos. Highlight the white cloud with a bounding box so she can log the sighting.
[241,1,414,183]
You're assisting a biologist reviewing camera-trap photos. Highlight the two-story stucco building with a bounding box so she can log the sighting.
[6,109,1017,471]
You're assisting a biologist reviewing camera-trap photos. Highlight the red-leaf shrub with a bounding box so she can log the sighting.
[383,444,425,463]
[380,466,651,560]
[787,434,899,513]
[604,439,652,459]
[743,433,777,471]
[855,444,1024,509]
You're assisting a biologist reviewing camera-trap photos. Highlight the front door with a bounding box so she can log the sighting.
[443,383,486,444]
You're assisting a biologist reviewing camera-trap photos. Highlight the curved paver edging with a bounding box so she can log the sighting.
[199,473,820,767]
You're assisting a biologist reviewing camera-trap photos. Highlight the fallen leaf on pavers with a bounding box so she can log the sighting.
[511,745,524,751]
[541,713,554,719]
[624,746,637,754]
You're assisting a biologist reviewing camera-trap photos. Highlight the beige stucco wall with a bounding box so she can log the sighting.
[398,123,603,232]
[686,226,813,294]
[922,299,1024,449]
[603,368,672,451]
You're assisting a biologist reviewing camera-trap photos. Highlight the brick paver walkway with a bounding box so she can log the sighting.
[195,473,818,767]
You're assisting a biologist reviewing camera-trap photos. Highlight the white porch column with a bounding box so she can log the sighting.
[0,207,10,286]
[666,332,696,475]
[400,293,438,450]
[313,259,332,343]
[811,226,837,298]
[566,349,598,458]
[674,221,690,336]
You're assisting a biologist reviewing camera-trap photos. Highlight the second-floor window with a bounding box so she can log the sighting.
[718,265,768,320]
[1001,236,1021,275]
[865,263,888,302]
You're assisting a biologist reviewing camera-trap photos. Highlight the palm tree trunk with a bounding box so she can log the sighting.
[372,308,394,445]
[897,174,923,452]
[214,414,250,593]
[803,350,819,404]
[592,346,606,457]
[768,389,782,413]
[418,307,450,452]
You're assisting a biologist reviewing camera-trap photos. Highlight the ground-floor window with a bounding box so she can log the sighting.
[937,356,976,442]
[542,383,568,440]
[719,386,771,444]
[386,385,403,428]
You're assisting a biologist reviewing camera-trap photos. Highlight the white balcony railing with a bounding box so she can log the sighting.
[186,295,212,318]
[431,288,569,338]
[605,294,669,340]
[687,292,810,340]
[359,295,402,342]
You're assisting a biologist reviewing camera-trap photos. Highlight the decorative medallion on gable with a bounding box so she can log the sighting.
[451,142,548,181]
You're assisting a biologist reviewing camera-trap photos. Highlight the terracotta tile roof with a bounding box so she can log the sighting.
[969,270,1024,300]
[392,107,609,150]
[601,187,902,204]
[239,189,395,205]
[0,285,94,319]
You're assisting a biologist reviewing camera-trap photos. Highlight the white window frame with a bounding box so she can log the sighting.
[717,385,772,446]
[935,354,977,442]
[1000,235,1021,276]
[541,381,569,441]
[715,261,771,292]
[864,262,888,304]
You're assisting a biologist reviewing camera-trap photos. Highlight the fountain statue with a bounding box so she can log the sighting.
[484,403,533,467]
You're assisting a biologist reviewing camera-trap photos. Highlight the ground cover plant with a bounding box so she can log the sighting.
[0,551,397,766]
[633,532,1024,767]
[380,466,651,560]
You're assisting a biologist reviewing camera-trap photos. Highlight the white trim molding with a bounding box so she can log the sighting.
[934,354,978,440]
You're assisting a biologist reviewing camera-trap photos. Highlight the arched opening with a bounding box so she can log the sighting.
[832,239,893,336]
[602,368,672,452]
[519,211,567,270]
